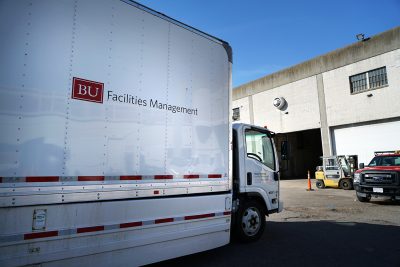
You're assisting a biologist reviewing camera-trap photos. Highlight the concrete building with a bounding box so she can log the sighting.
[232,26,400,179]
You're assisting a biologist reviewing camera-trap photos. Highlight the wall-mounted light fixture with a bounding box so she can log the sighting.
[273,97,287,110]
[356,33,370,42]
[356,33,365,41]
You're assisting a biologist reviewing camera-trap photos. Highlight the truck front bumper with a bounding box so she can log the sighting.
[354,184,400,199]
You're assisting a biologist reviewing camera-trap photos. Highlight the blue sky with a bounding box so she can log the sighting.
[137,0,400,87]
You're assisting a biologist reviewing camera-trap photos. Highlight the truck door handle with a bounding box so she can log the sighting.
[247,172,252,185]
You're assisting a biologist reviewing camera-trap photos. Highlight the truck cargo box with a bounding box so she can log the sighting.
[0,1,232,266]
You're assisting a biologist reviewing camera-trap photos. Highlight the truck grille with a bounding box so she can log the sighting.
[361,172,397,185]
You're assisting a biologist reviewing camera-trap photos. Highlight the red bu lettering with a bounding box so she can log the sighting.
[72,77,104,103]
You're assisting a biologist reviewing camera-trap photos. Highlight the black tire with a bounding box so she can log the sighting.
[235,200,265,242]
[340,179,353,190]
[316,180,325,189]
[356,193,371,202]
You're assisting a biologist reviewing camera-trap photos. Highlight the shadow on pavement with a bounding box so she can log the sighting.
[369,200,400,205]
[148,221,400,267]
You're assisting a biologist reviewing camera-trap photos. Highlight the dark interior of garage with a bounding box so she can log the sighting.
[275,129,322,179]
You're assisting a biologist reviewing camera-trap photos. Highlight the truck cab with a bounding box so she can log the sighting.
[354,151,400,202]
[232,123,282,241]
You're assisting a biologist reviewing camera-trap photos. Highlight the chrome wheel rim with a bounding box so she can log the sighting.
[241,207,261,236]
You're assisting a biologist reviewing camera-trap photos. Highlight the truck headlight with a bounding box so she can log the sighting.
[353,173,360,183]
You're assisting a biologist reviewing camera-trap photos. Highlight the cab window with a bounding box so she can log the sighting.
[368,156,400,166]
[245,129,275,170]
[324,158,338,170]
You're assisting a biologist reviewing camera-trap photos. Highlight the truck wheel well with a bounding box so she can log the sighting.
[240,194,269,216]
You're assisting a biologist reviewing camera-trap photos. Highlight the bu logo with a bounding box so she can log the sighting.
[72,77,104,103]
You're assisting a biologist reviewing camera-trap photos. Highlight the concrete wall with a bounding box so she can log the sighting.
[232,26,400,160]
[233,97,251,123]
[233,51,400,131]
[250,76,320,133]
[323,49,400,126]
[233,27,400,101]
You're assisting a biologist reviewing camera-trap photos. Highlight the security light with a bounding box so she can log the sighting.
[356,33,365,41]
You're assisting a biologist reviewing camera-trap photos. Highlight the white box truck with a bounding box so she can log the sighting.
[0,1,282,266]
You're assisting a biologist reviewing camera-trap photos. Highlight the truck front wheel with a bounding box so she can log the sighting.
[356,193,371,202]
[235,200,265,242]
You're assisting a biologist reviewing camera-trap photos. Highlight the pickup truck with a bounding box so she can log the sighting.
[354,151,400,202]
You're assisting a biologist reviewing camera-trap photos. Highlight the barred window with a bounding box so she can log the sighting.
[349,66,388,94]
[368,67,388,89]
[232,107,240,121]
[350,73,367,93]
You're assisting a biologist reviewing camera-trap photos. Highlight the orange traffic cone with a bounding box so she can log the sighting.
[306,170,314,191]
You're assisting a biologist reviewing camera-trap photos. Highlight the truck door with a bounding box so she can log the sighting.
[244,127,279,211]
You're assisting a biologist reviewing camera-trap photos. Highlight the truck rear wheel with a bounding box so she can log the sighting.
[356,193,371,202]
[235,200,265,242]
[340,179,353,190]
[316,180,325,189]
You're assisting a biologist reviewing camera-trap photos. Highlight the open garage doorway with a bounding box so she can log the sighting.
[275,129,322,179]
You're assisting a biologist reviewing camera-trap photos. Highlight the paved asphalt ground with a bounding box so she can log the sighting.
[149,179,400,267]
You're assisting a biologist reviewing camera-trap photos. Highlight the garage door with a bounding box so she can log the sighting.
[332,120,400,165]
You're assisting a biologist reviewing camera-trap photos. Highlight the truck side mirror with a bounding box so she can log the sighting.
[359,163,365,169]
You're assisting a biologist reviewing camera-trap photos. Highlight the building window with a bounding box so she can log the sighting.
[232,107,240,121]
[368,67,388,89]
[349,66,388,94]
[349,73,367,93]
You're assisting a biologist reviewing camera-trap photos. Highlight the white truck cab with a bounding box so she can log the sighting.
[232,123,282,241]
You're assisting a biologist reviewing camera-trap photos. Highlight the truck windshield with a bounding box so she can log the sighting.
[368,156,400,166]
[245,129,275,170]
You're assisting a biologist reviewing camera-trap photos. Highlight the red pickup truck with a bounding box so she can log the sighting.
[353,151,400,202]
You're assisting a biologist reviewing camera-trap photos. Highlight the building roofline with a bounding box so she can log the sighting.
[233,26,400,100]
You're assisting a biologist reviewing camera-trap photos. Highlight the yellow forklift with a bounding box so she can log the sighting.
[315,155,358,190]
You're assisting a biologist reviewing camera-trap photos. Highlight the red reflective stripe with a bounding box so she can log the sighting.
[77,226,104,233]
[184,213,215,220]
[26,176,59,182]
[184,175,199,179]
[154,175,173,180]
[10,212,232,242]
[78,176,104,181]
[24,231,58,240]
[120,175,142,180]
[120,221,143,228]
[208,174,222,178]
[155,218,174,224]
[154,190,160,195]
